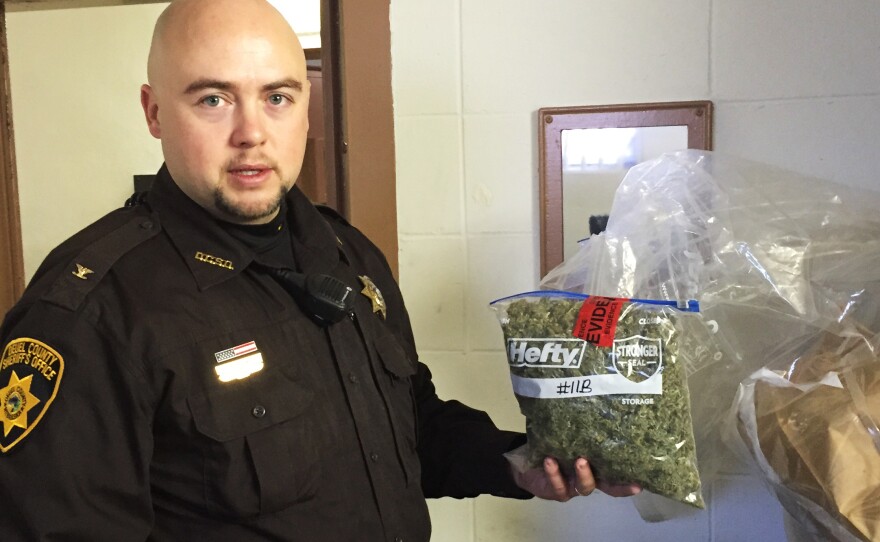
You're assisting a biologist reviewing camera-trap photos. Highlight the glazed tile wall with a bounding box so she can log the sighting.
[392,1,880,540]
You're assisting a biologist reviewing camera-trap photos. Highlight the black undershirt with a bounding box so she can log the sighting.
[219,200,296,270]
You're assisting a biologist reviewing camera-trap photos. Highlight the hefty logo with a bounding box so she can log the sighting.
[506,338,586,368]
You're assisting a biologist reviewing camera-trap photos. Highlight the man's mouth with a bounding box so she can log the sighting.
[230,164,269,173]
[227,165,272,185]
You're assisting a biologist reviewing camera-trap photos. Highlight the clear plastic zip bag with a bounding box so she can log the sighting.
[537,150,880,529]
[491,291,704,508]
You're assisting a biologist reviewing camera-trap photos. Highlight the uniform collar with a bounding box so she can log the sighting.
[147,164,341,290]
[285,180,344,275]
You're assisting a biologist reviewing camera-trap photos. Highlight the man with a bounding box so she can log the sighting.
[0,1,637,539]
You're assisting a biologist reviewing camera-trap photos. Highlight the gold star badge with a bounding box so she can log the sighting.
[359,275,386,320]
[1,371,41,437]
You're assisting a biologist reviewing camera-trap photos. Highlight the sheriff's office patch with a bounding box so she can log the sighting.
[0,338,64,453]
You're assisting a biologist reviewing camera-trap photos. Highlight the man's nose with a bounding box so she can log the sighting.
[230,103,267,148]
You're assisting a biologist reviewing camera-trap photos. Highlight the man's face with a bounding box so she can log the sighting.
[142,13,310,224]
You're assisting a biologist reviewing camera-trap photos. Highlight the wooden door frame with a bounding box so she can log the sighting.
[0,0,397,315]
[332,0,397,275]
[0,1,24,315]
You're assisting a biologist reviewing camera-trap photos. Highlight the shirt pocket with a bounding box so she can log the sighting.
[373,333,421,486]
[187,364,320,517]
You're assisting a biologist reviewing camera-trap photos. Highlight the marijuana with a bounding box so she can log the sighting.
[494,293,704,508]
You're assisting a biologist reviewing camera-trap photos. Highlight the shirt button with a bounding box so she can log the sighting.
[252,405,267,418]
[395,537,404,542]
[348,372,359,384]
[370,452,379,462]
[139,220,153,230]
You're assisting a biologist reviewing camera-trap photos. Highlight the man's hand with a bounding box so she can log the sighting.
[513,457,641,502]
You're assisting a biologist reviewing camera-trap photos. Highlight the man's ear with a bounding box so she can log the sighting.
[303,79,311,132]
[140,84,161,139]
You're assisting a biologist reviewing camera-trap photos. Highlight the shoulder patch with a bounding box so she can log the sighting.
[0,338,64,453]
[42,213,161,311]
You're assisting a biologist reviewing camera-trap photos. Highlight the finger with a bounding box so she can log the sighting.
[573,458,596,496]
[543,457,571,501]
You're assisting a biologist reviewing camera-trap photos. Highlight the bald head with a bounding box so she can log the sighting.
[147,0,306,90]
[140,0,312,224]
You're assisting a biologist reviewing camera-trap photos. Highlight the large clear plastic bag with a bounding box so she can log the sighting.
[540,151,880,531]
[727,324,880,542]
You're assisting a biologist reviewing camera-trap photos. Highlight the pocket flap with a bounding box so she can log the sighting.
[374,334,416,379]
[188,367,314,442]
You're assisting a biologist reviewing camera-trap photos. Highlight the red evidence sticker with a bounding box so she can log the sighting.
[572,296,627,347]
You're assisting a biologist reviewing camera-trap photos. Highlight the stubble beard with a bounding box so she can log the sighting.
[213,184,289,223]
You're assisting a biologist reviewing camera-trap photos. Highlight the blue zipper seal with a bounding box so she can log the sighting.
[490,290,700,313]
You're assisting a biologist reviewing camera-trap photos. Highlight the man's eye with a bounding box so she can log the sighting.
[201,95,222,107]
[268,94,288,105]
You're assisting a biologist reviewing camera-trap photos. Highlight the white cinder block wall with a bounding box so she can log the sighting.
[391,1,880,541]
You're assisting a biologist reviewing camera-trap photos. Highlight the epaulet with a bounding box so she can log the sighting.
[41,212,161,311]
[316,204,351,228]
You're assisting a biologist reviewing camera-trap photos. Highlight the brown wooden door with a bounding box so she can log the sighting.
[297,66,332,207]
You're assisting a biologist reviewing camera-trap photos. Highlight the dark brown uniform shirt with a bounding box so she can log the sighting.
[0,166,528,541]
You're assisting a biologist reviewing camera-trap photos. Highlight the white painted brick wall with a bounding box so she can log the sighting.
[392,1,880,540]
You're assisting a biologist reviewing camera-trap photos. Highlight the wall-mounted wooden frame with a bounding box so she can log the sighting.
[538,100,713,277]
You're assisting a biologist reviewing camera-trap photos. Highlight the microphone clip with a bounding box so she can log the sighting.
[267,268,355,326]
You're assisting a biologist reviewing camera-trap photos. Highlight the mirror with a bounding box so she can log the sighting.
[539,101,712,276]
